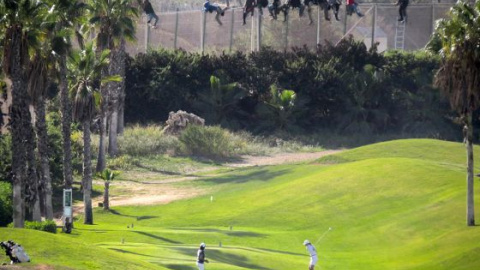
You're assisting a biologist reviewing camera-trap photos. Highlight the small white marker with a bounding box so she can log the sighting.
[211,196,214,202]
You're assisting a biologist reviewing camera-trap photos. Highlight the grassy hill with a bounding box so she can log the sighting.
[2,139,479,269]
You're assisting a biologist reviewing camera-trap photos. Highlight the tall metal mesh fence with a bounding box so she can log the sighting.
[128,1,456,55]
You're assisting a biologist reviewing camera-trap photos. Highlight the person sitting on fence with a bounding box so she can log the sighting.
[203,0,230,26]
[327,0,341,21]
[304,0,323,25]
[346,0,363,17]
[287,0,306,18]
[142,0,159,29]
[268,0,288,21]
[395,0,409,23]
[243,0,257,25]
[257,0,269,15]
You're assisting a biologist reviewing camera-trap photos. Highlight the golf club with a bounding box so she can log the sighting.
[314,227,333,245]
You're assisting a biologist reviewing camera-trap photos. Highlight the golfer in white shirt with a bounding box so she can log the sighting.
[303,240,318,270]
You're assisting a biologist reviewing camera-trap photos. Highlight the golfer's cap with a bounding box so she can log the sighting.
[200,243,206,248]
[303,240,310,245]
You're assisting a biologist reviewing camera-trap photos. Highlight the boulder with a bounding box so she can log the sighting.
[162,110,205,135]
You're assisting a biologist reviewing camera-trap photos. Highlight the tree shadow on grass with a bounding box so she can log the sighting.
[132,231,182,244]
[108,209,158,221]
[257,247,306,257]
[173,247,272,270]
[161,264,196,270]
[199,169,291,184]
[108,248,157,258]
[169,227,267,238]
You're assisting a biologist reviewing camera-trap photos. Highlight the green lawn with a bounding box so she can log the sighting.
[1,139,479,269]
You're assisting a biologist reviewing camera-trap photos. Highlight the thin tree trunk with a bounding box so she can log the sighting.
[109,109,119,156]
[103,181,110,210]
[465,112,475,226]
[83,120,93,225]
[117,40,127,136]
[60,56,73,189]
[118,101,125,135]
[35,97,53,220]
[97,113,107,172]
[9,27,29,228]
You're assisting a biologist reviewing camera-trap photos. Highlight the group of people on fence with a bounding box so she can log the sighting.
[142,0,410,29]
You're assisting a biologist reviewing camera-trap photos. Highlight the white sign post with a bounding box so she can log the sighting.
[63,189,73,233]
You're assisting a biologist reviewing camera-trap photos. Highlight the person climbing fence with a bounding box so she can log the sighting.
[269,0,290,21]
[142,0,159,29]
[243,0,257,25]
[346,0,363,17]
[203,0,230,26]
[396,0,409,23]
[327,0,341,21]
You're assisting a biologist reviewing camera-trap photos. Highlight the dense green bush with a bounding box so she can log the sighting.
[23,220,57,234]
[179,125,243,159]
[0,182,12,227]
[117,125,180,156]
[125,39,459,140]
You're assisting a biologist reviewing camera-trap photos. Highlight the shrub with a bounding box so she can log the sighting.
[24,220,57,234]
[179,125,241,159]
[118,125,180,156]
[107,155,138,170]
[0,182,12,227]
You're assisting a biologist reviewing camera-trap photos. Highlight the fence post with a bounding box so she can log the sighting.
[257,11,262,51]
[201,11,206,53]
[371,4,376,49]
[316,5,321,46]
[145,17,150,52]
[174,8,179,50]
[229,8,235,52]
[251,11,255,52]
[284,13,289,51]
[431,1,436,34]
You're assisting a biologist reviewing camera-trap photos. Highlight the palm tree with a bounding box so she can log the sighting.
[26,53,48,221]
[257,85,300,132]
[67,42,116,225]
[428,0,480,226]
[86,0,137,163]
[48,0,88,193]
[1,0,48,227]
[96,168,119,210]
[196,75,243,127]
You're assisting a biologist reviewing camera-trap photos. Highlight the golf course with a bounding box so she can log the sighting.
[2,139,479,269]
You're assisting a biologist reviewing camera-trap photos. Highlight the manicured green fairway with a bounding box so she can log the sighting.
[2,139,480,269]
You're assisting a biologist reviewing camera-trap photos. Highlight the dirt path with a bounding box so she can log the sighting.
[73,150,342,213]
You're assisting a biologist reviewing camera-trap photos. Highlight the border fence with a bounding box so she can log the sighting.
[130,1,456,55]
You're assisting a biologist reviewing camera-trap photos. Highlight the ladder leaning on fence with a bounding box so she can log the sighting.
[395,20,406,50]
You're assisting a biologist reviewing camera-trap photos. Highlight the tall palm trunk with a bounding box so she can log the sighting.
[108,40,126,157]
[9,27,29,228]
[96,32,109,172]
[83,120,93,225]
[25,118,40,222]
[465,112,475,226]
[60,56,73,189]
[35,97,53,220]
